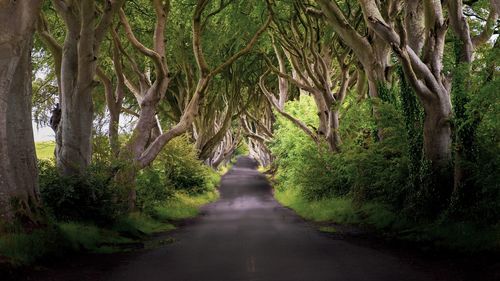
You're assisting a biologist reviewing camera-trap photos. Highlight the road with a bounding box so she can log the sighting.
[102,156,433,281]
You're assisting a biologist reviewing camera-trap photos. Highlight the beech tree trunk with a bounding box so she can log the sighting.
[311,93,329,137]
[422,100,453,168]
[56,70,94,176]
[96,66,123,157]
[316,0,391,139]
[326,110,341,152]
[52,0,124,176]
[0,0,44,223]
[348,0,454,172]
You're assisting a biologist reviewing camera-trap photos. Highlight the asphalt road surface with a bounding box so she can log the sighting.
[103,156,433,281]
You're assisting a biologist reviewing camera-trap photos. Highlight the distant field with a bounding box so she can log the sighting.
[35,141,55,159]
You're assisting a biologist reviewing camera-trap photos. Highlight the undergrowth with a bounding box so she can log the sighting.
[271,93,500,253]
[1,135,220,266]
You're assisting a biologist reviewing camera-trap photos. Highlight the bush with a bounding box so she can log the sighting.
[270,96,408,204]
[135,135,220,214]
[38,160,123,224]
[136,168,173,214]
[157,135,217,195]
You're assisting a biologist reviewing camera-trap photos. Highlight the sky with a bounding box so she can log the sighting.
[33,123,54,142]
[32,114,137,142]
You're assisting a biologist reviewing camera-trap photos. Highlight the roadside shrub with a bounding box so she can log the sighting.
[271,96,408,204]
[38,160,123,224]
[270,47,499,250]
[92,134,112,164]
[460,59,500,223]
[291,144,352,200]
[136,168,173,214]
[158,135,216,194]
[135,135,220,213]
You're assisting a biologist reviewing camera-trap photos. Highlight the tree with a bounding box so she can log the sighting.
[0,0,44,224]
[263,1,356,151]
[354,0,497,171]
[51,0,124,176]
[113,0,270,209]
[315,0,397,139]
[447,0,498,189]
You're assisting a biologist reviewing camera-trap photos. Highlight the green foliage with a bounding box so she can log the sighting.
[2,163,217,266]
[159,135,217,194]
[92,135,113,164]
[397,66,424,195]
[135,135,220,214]
[274,91,417,212]
[38,160,124,224]
[453,42,500,222]
[3,132,221,265]
[268,41,500,251]
[0,219,170,265]
[234,141,249,157]
[271,96,408,204]
[0,183,218,266]
[377,81,399,106]
[136,168,174,215]
[130,136,221,221]
[395,65,454,219]
[271,96,345,199]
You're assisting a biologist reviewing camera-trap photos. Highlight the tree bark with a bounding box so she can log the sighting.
[315,0,391,139]
[113,1,269,209]
[447,0,498,191]
[405,0,425,55]
[354,0,454,169]
[0,0,44,223]
[52,0,124,176]
[421,99,453,168]
[273,42,289,110]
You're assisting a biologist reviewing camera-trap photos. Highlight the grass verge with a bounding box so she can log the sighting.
[275,186,500,252]
[274,187,359,224]
[0,190,218,266]
[153,190,219,221]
